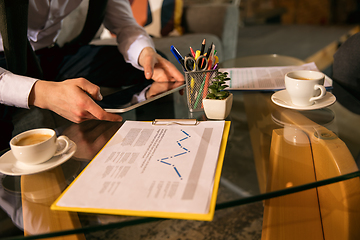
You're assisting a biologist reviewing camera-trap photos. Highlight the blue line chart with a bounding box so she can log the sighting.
[157,129,191,180]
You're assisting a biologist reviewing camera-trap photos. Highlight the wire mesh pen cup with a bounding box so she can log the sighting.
[185,69,218,112]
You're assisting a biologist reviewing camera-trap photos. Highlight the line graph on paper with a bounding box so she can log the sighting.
[156,129,192,180]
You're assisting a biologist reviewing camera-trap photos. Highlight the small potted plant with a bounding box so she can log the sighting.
[203,71,233,120]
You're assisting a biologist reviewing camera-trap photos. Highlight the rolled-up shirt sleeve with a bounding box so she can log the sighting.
[103,0,155,70]
[0,68,38,108]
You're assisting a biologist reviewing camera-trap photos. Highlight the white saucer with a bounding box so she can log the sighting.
[0,140,77,176]
[271,90,336,110]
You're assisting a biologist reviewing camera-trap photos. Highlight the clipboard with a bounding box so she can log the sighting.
[51,120,231,221]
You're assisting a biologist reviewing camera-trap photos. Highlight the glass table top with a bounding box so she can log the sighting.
[1,55,360,239]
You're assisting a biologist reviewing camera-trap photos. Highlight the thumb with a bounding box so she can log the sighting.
[142,54,156,80]
[139,47,157,79]
[144,62,154,80]
[76,78,103,101]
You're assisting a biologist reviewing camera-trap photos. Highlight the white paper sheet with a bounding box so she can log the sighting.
[220,62,332,90]
[55,120,225,214]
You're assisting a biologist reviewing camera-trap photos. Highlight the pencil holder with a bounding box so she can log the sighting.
[185,69,218,112]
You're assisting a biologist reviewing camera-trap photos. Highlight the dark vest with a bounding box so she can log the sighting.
[0,0,109,78]
[0,0,108,150]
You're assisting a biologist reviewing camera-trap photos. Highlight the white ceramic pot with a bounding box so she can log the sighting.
[203,93,233,120]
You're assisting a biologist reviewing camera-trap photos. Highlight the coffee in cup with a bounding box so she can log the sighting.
[14,133,52,146]
[10,128,71,165]
[285,70,326,106]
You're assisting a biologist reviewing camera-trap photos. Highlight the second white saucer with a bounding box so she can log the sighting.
[271,90,336,110]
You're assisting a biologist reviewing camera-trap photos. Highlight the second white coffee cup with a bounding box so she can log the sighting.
[285,70,326,107]
[10,128,71,165]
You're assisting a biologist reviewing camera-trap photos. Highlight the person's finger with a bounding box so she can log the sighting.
[84,99,123,122]
[139,47,158,79]
[75,78,103,101]
[152,68,169,82]
[67,79,122,122]
[30,79,122,123]
[155,55,184,82]
[143,55,156,80]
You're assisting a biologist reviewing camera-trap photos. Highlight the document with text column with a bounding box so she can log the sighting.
[52,120,230,221]
[221,62,332,90]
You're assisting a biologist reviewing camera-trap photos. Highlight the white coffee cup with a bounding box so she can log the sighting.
[10,128,71,165]
[285,70,326,106]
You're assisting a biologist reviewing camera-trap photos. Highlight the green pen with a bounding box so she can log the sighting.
[194,78,206,109]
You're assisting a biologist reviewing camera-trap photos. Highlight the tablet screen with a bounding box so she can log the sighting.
[97,81,185,113]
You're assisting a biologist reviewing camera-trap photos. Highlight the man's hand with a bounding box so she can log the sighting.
[29,78,123,123]
[138,47,184,82]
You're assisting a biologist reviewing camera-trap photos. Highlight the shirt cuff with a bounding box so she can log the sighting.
[125,35,155,70]
[131,84,152,104]
[0,71,38,108]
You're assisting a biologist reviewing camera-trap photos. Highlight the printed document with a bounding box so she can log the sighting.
[53,120,226,217]
[221,62,332,90]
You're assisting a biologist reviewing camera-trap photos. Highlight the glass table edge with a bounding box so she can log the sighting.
[2,170,359,240]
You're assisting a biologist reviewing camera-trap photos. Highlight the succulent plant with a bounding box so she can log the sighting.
[206,71,230,100]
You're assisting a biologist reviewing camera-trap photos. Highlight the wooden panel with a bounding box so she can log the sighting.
[21,166,86,240]
[305,41,338,71]
[305,25,360,71]
[310,133,360,240]
[271,107,360,240]
[243,92,360,239]
[261,129,324,240]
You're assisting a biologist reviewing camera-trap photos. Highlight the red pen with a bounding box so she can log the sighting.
[190,47,196,58]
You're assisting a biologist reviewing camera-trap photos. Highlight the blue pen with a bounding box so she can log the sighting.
[170,45,185,70]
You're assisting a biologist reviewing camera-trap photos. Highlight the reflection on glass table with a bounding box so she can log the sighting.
[0,54,360,239]
[221,54,360,240]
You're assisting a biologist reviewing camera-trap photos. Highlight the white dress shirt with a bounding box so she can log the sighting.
[0,0,155,109]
